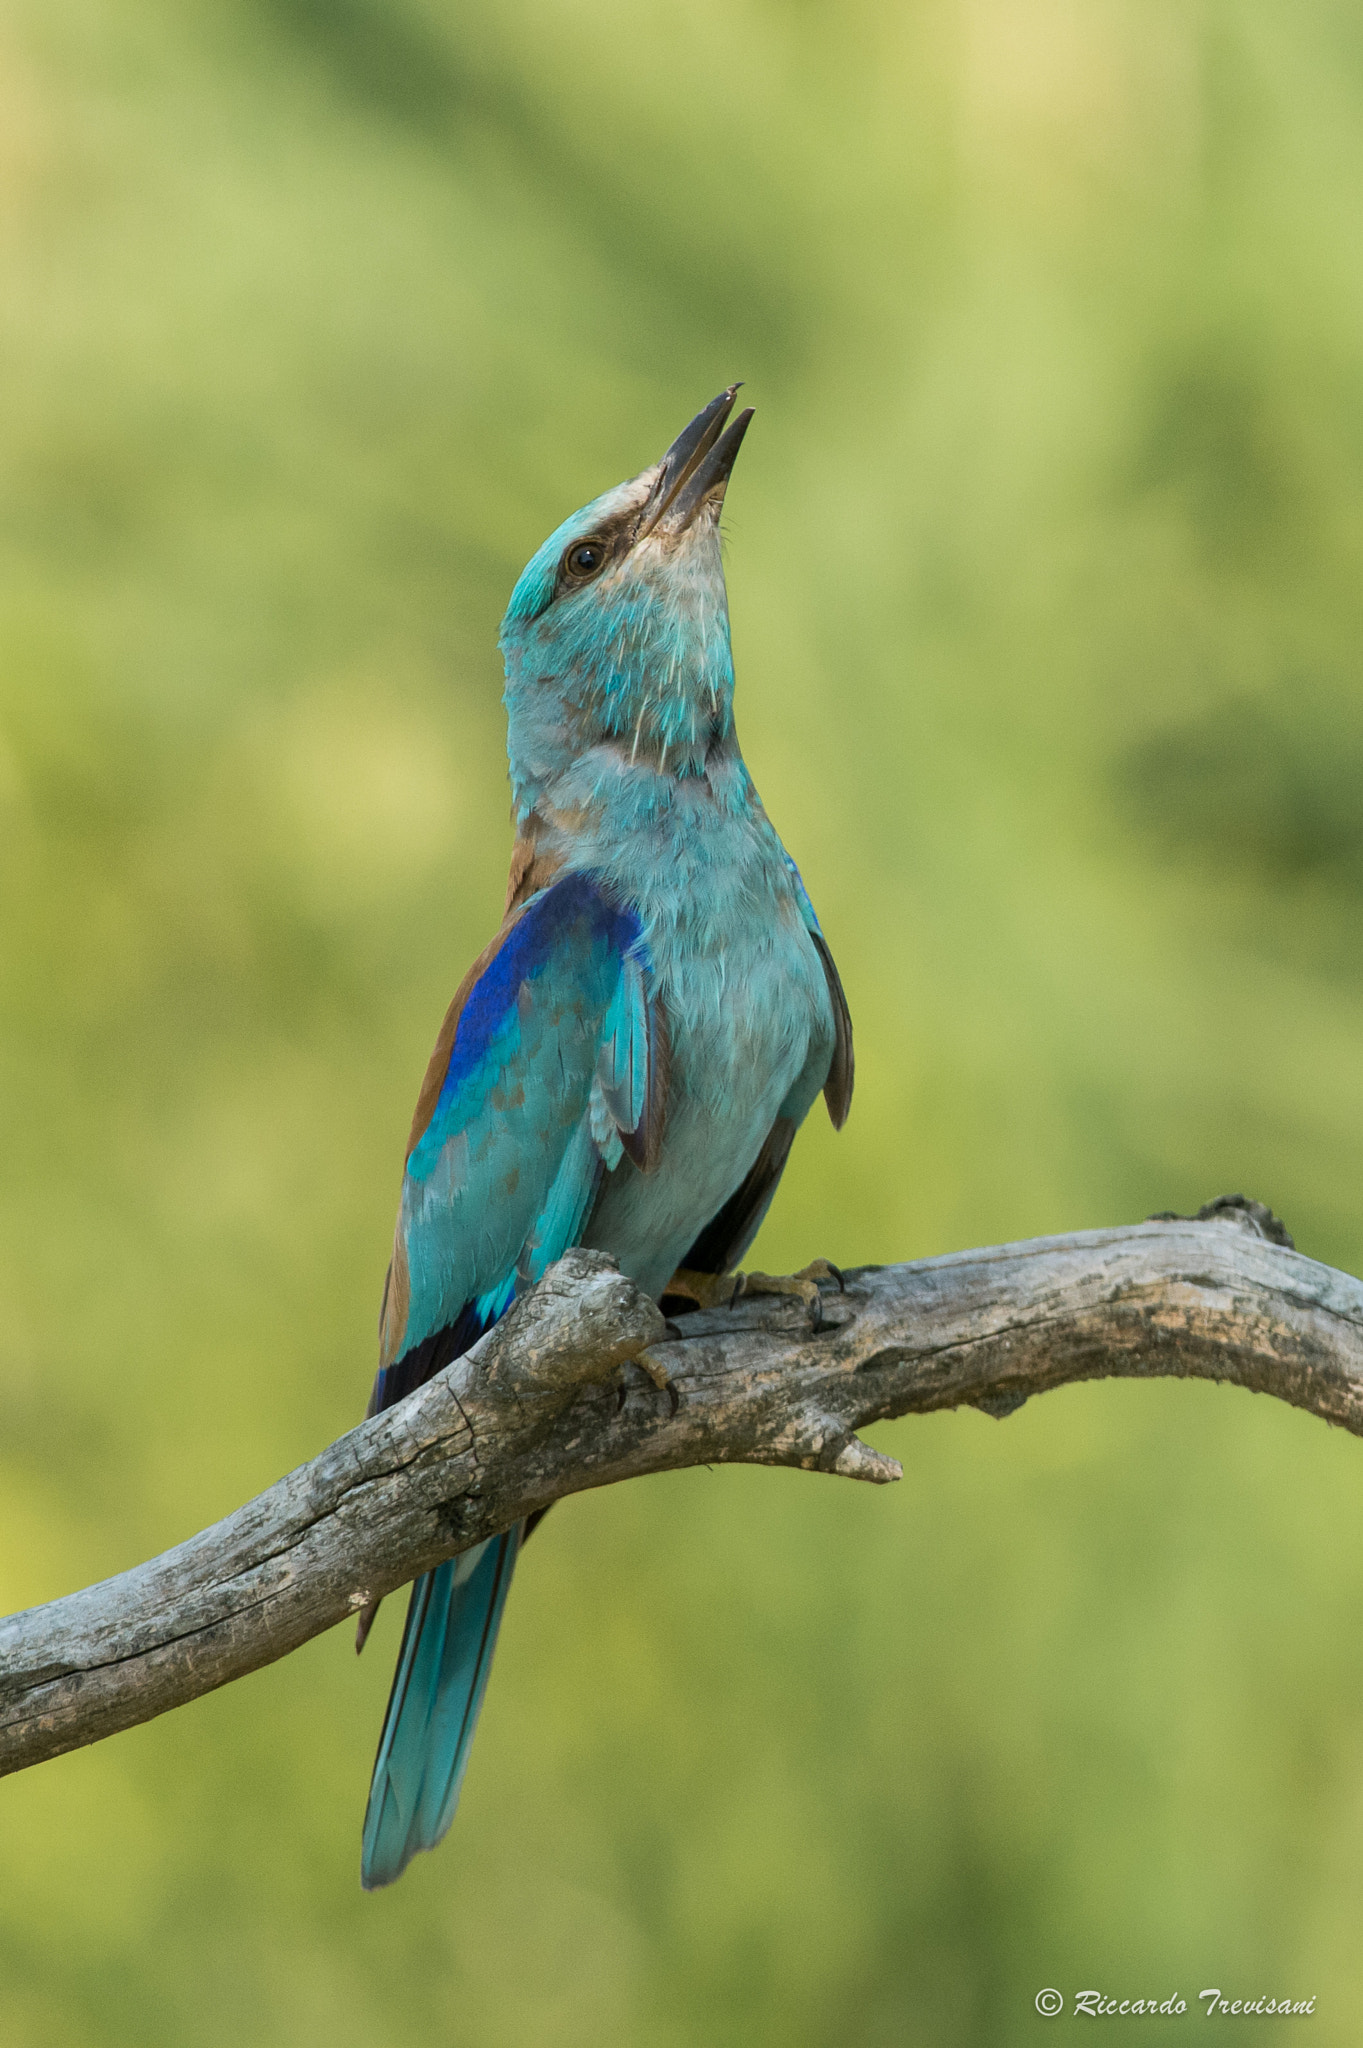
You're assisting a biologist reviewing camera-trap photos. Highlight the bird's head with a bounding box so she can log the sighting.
[499,387,753,817]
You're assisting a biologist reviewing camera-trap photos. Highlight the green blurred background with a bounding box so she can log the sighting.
[3,0,1363,2039]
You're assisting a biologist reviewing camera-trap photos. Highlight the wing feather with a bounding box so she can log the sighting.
[811,931,854,1129]
[371,867,665,1407]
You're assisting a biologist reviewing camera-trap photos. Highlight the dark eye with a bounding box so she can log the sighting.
[564,539,605,580]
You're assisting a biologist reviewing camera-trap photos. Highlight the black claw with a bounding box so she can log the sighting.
[615,1375,629,1414]
[665,1379,680,1417]
[808,1291,824,1332]
[728,1277,743,1310]
[827,1261,846,1292]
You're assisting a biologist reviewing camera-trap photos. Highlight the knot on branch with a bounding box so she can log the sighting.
[472,1251,668,1413]
[1147,1193,1295,1250]
[772,1406,903,1485]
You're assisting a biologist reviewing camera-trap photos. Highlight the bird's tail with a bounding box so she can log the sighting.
[360,1525,522,1890]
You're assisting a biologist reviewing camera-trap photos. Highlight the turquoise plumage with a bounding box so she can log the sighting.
[359,389,852,1889]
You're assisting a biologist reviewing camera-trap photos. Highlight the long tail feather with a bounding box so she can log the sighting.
[360,1525,522,1890]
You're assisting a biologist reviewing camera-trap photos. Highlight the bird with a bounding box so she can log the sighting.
[357,386,853,1889]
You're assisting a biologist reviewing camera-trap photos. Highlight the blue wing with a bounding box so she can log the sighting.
[360,868,663,1889]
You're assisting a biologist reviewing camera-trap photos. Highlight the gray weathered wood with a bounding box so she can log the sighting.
[3,1203,1360,1778]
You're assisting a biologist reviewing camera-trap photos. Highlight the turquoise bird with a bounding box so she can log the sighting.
[358,388,853,1889]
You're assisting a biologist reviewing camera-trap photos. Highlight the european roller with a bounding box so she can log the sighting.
[357,388,853,1889]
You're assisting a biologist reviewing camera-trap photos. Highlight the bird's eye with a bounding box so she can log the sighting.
[564,540,605,580]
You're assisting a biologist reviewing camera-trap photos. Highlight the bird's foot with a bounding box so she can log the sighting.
[666,1259,844,1329]
[665,1267,745,1313]
[735,1258,844,1329]
[615,1348,679,1415]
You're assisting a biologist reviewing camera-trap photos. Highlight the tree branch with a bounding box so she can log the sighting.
[3,1199,1359,1779]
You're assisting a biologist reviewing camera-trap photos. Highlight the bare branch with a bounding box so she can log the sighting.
[3,1202,1359,1779]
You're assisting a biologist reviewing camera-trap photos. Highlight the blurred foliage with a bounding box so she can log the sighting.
[4,0,1363,2040]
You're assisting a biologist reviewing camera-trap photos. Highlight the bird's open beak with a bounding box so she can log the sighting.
[638,386,754,538]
